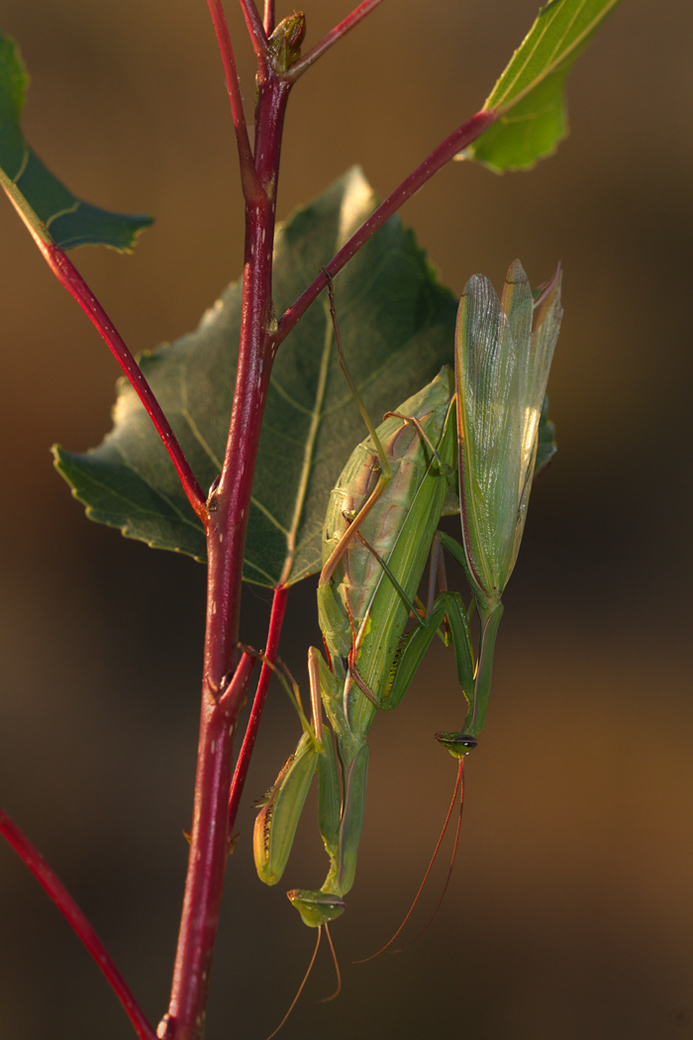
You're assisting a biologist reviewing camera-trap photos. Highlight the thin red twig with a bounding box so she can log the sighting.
[0,808,157,1040]
[228,583,288,830]
[262,0,275,36]
[238,0,269,61]
[286,0,384,81]
[276,108,497,345]
[206,0,264,204]
[38,241,207,521]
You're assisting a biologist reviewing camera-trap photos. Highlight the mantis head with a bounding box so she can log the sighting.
[287,888,347,928]
[435,731,479,759]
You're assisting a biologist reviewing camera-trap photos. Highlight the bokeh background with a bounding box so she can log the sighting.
[1,2,691,1038]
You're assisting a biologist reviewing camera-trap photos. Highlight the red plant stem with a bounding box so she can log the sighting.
[161,66,292,1040]
[0,808,157,1040]
[207,0,263,204]
[286,0,385,80]
[277,108,498,345]
[238,0,269,60]
[262,0,275,36]
[206,79,291,692]
[159,653,256,1040]
[35,240,207,521]
[227,583,289,831]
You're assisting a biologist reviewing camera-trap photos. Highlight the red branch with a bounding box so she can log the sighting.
[206,0,263,204]
[159,653,256,1040]
[160,62,293,1040]
[0,808,156,1040]
[228,583,289,831]
[238,0,269,61]
[262,0,275,36]
[286,0,385,80]
[277,108,498,343]
[37,241,207,521]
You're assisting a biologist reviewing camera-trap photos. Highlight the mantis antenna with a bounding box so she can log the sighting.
[265,924,341,1040]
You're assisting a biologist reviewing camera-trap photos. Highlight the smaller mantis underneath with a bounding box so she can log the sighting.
[253,260,563,941]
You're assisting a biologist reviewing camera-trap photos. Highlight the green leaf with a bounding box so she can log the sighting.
[462,0,622,172]
[0,29,152,250]
[54,169,458,586]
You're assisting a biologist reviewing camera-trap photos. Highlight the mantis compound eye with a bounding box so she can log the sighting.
[434,730,479,759]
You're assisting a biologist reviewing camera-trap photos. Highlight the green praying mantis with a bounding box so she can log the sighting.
[254,365,466,924]
[253,259,563,933]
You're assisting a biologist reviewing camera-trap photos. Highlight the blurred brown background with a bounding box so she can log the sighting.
[0,2,691,1038]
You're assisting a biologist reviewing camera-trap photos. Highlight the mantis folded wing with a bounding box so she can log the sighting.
[435,258,562,757]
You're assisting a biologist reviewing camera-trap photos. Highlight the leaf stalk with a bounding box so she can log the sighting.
[276,108,497,342]
[238,0,270,61]
[39,241,207,521]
